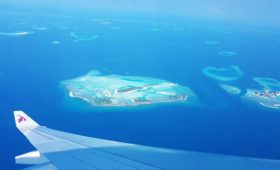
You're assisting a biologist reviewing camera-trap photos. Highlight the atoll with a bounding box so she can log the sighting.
[203,65,243,81]
[219,84,241,95]
[218,51,237,57]
[61,70,197,107]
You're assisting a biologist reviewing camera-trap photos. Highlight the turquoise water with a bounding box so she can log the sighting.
[0,8,280,170]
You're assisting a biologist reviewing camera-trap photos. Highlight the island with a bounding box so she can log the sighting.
[61,70,197,107]
[242,89,280,109]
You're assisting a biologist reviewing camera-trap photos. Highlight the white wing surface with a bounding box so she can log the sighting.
[14,111,280,170]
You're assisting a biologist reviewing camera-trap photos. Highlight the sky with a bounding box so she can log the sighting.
[0,0,280,27]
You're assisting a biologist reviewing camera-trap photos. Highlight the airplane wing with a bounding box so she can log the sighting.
[14,111,280,170]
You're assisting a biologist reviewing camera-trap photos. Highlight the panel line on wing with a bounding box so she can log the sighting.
[27,127,56,141]
[58,151,100,170]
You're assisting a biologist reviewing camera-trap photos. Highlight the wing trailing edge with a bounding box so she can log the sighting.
[22,163,58,170]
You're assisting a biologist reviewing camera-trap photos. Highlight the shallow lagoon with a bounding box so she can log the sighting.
[253,77,280,90]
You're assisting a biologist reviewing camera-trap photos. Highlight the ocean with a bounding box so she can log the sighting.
[0,5,280,170]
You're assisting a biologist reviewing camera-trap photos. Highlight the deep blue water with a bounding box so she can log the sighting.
[0,11,280,170]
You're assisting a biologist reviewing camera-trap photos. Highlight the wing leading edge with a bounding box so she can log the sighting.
[15,111,280,170]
